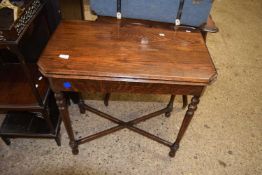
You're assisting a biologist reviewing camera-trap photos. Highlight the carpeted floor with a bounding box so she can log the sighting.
[0,0,261,174]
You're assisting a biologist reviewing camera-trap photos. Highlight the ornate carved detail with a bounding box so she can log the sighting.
[14,0,41,35]
[185,96,200,116]
[54,92,79,154]
[169,96,200,158]
[0,0,20,21]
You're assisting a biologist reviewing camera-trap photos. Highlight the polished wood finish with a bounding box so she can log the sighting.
[38,20,217,85]
[49,78,205,95]
[100,15,218,108]
[54,92,78,154]
[0,63,48,111]
[169,96,200,157]
[38,19,217,157]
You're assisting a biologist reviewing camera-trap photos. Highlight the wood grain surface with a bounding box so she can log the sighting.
[38,19,217,85]
[0,63,48,110]
[49,78,205,95]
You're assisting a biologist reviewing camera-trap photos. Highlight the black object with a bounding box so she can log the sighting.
[0,7,14,29]
[0,0,62,146]
[117,0,121,14]
[176,0,185,24]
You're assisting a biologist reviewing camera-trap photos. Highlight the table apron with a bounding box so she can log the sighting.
[49,78,205,96]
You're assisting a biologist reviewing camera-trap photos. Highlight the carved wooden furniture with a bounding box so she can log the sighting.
[0,0,20,21]
[38,18,217,157]
[0,0,45,42]
[0,0,61,145]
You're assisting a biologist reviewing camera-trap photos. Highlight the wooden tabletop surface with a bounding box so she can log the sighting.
[38,20,217,85]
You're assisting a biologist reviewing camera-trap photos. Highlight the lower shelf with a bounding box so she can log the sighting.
[0,111,60,138]
[0,91,61,140]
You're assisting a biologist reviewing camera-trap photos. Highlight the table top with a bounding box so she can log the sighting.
[38,20,217,86]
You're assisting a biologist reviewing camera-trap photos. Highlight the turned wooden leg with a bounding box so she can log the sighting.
[54,92,79,155]
[104,93,111,106]
[182,95,188,109]
[78,93,86,114]
[169,96,200,157]
[1,137,11,145]
[165,95,176,117]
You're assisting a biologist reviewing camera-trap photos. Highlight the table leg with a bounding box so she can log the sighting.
[169,96,200,157]
[104,93,111,106]
[182,95,188,109]
[78,93,86,114]
[165,95,176,117]
[54,92,79,155]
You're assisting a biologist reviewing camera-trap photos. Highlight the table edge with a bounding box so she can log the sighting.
[38,66,217,86]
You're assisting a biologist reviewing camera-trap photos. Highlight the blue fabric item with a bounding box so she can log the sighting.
[90,0,212,27]
[181,0,212,26]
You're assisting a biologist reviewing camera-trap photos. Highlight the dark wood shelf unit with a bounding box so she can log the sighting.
[0,63,61,146]
[0,0,62,146]
[0,63,49,111]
